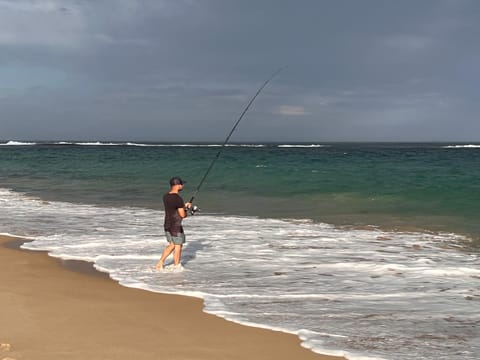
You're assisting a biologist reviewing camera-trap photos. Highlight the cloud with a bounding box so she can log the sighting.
[1,0,480,142]
[0,0,60,12]
[0,0,86,47]
[0,0,168,48]
[383,35,433,52]
[274,105,309,116]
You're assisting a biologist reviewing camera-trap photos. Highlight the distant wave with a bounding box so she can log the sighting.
[277,144,328,148]
[227,144,265,147]
[124,143,266,147]
[443,144,480,149]
[0,141,270,147]
[60,141,179,147]
[5,142,478,149]
[76,142,125,146]
[0,140,327,148]
[0,141,37,146]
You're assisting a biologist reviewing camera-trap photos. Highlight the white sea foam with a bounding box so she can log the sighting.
[1,187,479,360]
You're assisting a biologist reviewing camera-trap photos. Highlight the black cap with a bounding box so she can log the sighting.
[169,176,186,186]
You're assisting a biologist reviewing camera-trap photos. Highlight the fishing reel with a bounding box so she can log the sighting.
[187,205,200,216]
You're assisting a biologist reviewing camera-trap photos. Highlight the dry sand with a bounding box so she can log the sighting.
[0,235,345,360]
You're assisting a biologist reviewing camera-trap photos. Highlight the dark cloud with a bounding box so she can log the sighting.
[1,0,480,142]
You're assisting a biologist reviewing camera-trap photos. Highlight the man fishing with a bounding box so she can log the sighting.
[156,68,283,271]
[156,176,191,270]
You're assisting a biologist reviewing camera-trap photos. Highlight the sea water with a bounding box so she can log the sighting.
[1,141,479,359]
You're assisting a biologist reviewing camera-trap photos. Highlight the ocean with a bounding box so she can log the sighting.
[1,141,479,359]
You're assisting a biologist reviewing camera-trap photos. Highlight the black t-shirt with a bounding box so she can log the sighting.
[163,193,185,236]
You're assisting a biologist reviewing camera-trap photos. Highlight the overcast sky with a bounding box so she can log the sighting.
[1,0,479,142]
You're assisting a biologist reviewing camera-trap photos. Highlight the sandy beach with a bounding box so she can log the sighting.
[0,235,345,360]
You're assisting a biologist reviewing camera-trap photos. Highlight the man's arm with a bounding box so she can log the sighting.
[177,207,187,218]
[177,202,191,218]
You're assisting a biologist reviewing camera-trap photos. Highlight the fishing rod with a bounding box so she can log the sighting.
[188,67,285,213]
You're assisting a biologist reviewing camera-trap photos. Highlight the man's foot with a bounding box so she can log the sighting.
[160,263,184,272]
[155,261,164,270]
[172,263,184,271]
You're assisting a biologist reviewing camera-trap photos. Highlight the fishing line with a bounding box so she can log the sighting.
[188,67,285,207]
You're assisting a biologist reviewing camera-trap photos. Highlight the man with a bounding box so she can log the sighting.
[156,176,191,270]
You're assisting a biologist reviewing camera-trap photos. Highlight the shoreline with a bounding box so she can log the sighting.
[0,235,346,360]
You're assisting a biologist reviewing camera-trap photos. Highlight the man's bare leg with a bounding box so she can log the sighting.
[173,244,183,266]
[156,242,175,269]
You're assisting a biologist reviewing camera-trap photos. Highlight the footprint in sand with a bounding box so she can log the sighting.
[0,343,11,351]
[1,343,17,360]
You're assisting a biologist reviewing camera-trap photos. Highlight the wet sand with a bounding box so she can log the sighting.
[0,235,346,360]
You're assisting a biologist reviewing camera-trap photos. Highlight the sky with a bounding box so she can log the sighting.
[1,0,480,142]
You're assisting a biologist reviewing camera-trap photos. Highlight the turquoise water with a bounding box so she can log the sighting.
[1,141,480,359]
[1,142,479,246]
